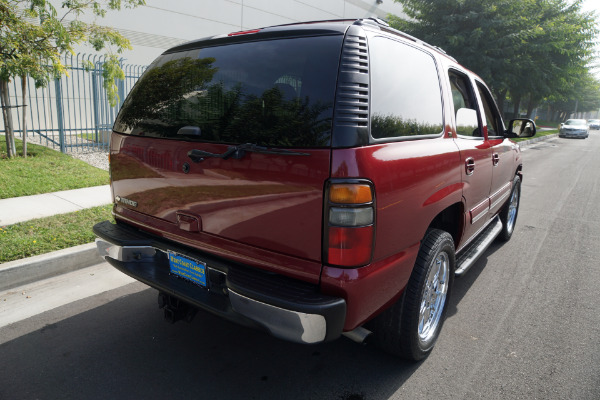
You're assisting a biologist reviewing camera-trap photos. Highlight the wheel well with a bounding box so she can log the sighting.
[428,203,463,247]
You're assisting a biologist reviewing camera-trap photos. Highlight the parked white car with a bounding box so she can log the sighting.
[559,119,589,139]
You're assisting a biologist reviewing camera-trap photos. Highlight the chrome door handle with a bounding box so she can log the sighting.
[465,157,475,175]
[492,153,500,166]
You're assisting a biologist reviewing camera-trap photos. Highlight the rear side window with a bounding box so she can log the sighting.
[370,37,443,139]
[113,36,343,148]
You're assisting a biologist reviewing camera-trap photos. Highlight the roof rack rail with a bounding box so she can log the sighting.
[424,43,457,62]
[355,17,390,28]
[374,22,459,63]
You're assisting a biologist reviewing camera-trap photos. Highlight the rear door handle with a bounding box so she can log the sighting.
[465,157,475,175]
[492,153,500,166]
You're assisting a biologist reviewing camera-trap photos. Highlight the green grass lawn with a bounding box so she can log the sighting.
[0,205,113,263]
[512,128,558,143]
[0,136,109,199]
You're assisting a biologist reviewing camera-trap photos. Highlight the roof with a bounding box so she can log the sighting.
[163,19,383,54]
[162,18,454,62]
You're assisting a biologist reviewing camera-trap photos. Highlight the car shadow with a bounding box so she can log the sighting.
[0,286,425,400]
[446,241,503,319]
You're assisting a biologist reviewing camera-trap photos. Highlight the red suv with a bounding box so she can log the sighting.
[94,19,535,360]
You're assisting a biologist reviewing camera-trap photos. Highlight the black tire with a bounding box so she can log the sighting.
[498,175,521,242]
[370,229,455,361]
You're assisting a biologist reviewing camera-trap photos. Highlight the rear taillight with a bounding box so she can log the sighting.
[325,181,375,267]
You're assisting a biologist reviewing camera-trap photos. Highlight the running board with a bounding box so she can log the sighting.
[455,217,503,276]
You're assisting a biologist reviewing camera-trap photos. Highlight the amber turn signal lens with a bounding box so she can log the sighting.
[329,184,372,204]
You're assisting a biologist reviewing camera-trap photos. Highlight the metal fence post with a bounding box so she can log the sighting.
[118,60,125,109]
[91,65,100,143]
[54,78,66,153]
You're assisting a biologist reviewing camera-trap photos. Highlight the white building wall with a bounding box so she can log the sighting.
[88,0,407,65]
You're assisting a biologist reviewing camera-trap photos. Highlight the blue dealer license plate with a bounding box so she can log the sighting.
[168,252,207,287]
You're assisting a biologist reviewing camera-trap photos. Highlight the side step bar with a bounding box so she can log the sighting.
[455,217,503,276]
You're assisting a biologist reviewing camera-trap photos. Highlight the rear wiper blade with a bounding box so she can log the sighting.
[187,143,310,163]
[236,143,311,157]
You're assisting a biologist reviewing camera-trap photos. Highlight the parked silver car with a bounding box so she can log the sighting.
[588,119,600,130]
[559,119,589,139]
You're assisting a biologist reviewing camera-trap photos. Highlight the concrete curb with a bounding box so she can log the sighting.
[518,133,558,148]
[0,242,103,292]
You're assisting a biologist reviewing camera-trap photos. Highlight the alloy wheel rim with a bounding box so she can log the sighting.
[418,251,449,345]
[507,184,520,234]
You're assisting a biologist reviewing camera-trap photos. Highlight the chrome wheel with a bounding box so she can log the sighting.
[371,229,454,360]
[418,251,450,345]
[506,182,520,234]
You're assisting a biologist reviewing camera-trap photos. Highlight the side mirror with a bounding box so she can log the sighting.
[456,108,480,136]
[506,118,536,138]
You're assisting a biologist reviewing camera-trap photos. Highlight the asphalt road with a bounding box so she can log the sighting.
[1,133,599,400]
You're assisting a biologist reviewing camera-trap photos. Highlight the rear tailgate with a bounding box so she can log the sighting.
[110,136,330,263]
[109,33,344,281]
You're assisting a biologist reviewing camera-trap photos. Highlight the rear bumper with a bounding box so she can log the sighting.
[93,220,346,344]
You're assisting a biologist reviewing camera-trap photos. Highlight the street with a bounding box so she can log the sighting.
[1,133,599,400]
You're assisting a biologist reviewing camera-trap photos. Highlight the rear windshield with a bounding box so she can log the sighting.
[113,35,343,148]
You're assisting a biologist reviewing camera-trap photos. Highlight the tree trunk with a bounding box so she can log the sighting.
[495,89,508,119]
[526,95,537,119]
[550,106,558,123]
[512,94,522,119]
[0,80,9,156]
[0,79,16,158]
[21,76,27,157]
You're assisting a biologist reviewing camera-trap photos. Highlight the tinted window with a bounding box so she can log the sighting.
[113,36,343,147]
[370,37,443,138]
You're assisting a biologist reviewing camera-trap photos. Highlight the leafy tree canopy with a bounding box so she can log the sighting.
[1,0,144,98]
[0,0,145,157]
[390,0,599,119]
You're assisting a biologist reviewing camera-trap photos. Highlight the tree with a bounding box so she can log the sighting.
[389,1,524,98]
[389,0,598,119]
[544,70,600,120]
[504,0,597,118]
[0,0,145,158]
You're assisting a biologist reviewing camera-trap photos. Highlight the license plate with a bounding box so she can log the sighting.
[168,252,207,287]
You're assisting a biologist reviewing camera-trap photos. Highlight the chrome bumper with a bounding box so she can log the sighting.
[94,233,345,344]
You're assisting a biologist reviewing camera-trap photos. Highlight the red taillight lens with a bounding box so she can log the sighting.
[325,181,375,267]
[328,226,374,267]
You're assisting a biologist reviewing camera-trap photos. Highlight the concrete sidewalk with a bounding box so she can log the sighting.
[0,185,111,226]
[0,185,113,292]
